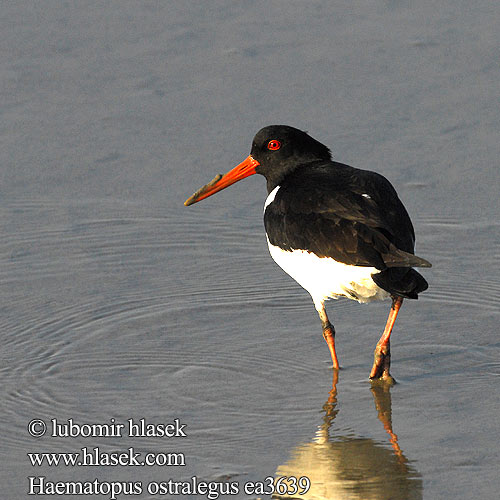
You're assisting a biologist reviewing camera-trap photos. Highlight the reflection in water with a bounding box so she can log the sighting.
[274,373,422,500]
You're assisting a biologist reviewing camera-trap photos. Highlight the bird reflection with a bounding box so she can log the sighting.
[274,372,422,500]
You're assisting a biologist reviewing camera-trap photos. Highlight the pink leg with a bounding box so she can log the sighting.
[317,303,340,370]
[369,296,403,381]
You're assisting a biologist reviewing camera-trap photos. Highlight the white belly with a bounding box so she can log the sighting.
[266,238,389,310]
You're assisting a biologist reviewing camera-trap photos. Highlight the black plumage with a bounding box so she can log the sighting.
[184,124,431,380]
[257,128,430,299]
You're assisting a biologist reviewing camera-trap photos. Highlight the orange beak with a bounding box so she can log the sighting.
[184,155,260,206]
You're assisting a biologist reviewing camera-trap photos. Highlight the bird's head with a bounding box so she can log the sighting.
[184,125,331,206]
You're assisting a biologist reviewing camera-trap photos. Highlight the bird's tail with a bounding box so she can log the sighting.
[372,267,428,299]
[382,247,432,269]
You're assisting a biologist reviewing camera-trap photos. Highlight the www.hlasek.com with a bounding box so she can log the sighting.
[28,447,185,467]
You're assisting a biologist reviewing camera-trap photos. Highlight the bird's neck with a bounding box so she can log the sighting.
[263,159,326,193]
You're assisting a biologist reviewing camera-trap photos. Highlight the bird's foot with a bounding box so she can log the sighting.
[369,345,396,385]
[325,361,342,371]
[370,373,397,386]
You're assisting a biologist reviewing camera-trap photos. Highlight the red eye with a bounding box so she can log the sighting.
[267,139,281,151]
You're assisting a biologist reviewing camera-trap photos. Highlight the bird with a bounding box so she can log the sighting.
[184,125,431,382]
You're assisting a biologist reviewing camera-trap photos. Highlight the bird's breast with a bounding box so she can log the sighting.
[263,182,389,306]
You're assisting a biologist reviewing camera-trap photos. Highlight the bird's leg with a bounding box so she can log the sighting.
[316,302,340,370]
[370,296,403,382]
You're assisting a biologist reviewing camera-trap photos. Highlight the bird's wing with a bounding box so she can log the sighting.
[264,165,430,270]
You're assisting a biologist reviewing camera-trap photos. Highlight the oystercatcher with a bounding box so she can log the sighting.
[185,125,431,381]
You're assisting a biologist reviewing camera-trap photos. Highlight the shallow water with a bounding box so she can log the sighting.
[2,1,499,499]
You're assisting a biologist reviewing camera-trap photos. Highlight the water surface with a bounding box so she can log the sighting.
[1,1,499,499]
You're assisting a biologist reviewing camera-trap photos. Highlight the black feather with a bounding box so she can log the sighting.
[264,162,430,271]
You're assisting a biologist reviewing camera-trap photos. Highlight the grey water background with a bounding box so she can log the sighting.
[1,1,499,499]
